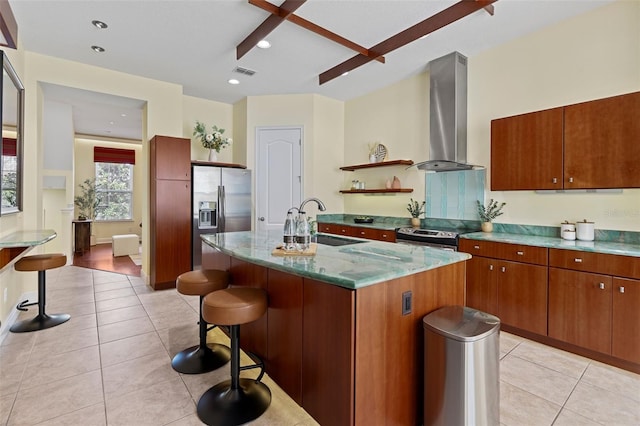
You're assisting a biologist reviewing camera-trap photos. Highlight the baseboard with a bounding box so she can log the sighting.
[0,290,38,345]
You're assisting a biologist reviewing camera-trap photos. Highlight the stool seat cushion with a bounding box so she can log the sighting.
[15,253,66,272]
[202,288,267,326]
[177,269,229,296]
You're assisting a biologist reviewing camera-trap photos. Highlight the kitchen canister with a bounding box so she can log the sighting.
[576,219,595,241]
[560,221,576,239]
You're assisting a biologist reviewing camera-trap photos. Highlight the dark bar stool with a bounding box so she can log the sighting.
[197,287,270,425]
[11,253,69,333]
[172,269,231,374]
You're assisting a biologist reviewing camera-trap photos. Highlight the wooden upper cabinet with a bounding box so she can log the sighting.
[491,91,640,190]
[491,107,564,190]
[150,135,191,181]
[564,91,640,189]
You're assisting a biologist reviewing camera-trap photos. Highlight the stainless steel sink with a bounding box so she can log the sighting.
[315,234,366,247]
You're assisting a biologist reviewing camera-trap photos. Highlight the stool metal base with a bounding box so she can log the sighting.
[10,313,70,333]
[197,378,271,426]
[171,343,230,374]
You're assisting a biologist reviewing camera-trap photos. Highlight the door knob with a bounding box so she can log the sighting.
[258,217,265,221]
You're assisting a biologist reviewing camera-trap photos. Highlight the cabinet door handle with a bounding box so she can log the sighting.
[489,264,494,271]
[501,266,506,273]
[360,231,366,235]
[516,251,524,256]
[474,245,480,250]
[552,177,558,184]
[619,286,625,293]
[569,177,574,183]
[382,234,387,238]
[574,258,583,263]
[599,283,605,290]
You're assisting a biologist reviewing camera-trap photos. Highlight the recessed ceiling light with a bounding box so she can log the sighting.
[228,79,240,85]
[256,40,271,49]
[121,113,127,117]
[341,71,349,77]
[91,45,105,53]
[419,34,429,40]
[109,121,115,125]
[92,20,108,29]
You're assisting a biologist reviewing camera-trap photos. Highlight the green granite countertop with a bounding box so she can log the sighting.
[201,230,470,289]
[461,232,640,258]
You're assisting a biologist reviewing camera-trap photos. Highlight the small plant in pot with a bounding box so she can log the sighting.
[407,198,425,228]
[476,199,506,232]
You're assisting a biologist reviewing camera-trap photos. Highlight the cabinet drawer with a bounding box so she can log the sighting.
[318,223,356,237]
[459,239,548,265]
[549,249,640,279]
[352,227,396,242]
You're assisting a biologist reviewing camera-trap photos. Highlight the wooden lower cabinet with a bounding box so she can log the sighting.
[612,278,640,363]
[464,255,547,335]
[497,260,548,335]
[465,256,498,315]
[267,269,303,405]
[549,268,612,354]
[318,222,396,242]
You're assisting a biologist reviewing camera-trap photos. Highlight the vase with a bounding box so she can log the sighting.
[481,221,493,233]
[411,217,421,228]
[208,149,218,162]
[369,154,376,163]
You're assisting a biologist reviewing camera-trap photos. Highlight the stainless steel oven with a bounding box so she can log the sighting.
[395,227,461,251]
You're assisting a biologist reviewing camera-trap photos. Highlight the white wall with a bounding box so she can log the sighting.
[344,72,428,217]
[183,95,234,163]
[243,94,344,217]
[468,0,640,231]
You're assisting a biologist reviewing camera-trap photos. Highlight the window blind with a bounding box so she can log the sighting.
[94,146,135,164]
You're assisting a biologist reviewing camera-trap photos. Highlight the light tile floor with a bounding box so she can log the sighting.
[0,266,638,425]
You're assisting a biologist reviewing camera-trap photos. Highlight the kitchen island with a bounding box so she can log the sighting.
[201,231,470,426]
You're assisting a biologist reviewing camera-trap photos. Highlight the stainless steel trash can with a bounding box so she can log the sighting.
[423,305,500,426]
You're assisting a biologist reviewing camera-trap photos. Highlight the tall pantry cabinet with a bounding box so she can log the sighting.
[149,135,192,289]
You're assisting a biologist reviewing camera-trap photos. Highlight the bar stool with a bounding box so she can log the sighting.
[11,253,69,333]
[172,269,231,374]
[197,287,270,426]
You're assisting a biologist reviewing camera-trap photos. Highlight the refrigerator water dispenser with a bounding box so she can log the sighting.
[198,201,216,229]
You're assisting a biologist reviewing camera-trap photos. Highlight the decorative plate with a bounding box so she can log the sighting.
[373,143,387,162]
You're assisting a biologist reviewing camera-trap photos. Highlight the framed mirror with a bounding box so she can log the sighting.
[1,50,24,215]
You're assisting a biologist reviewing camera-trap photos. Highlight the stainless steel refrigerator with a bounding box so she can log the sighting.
[191,164,252,269]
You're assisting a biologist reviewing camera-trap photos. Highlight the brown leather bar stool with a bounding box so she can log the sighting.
[197,287,270,426]
[11,253,69,333]
[172,269,231,374]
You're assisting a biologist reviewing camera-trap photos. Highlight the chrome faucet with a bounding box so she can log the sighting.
[299,197,326,213]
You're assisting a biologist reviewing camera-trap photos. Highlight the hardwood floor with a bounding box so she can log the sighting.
[72,243,141,276]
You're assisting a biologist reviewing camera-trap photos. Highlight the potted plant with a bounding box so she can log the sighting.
[193,121,232,162]
[74,178,101,245]
[74,178,100,221]
[476,199,506,232]
[407,198,425,228]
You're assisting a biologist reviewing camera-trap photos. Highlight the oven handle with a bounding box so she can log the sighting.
[396,240,457,251]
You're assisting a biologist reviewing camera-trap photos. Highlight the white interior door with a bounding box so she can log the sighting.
[256,127,302,232]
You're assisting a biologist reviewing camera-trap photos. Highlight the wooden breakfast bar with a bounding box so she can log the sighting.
[201,230,470,426]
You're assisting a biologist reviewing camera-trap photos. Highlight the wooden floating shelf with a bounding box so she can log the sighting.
[340,188,414,194]
[340,159,414,171]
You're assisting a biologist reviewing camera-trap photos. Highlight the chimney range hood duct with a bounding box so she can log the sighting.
[413,51,479,172]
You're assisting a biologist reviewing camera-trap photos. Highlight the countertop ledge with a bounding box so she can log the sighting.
[461,232,640,258]
[202,230,470,289]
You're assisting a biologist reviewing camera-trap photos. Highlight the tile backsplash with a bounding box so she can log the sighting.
[425,169,485,220]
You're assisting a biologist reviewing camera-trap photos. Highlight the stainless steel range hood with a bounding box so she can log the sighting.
[413,51,479,172]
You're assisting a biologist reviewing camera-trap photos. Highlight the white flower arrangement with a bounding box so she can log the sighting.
[193,121,232,153]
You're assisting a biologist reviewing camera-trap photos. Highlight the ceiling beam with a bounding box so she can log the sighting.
[237,0,306,60]
[249,0,385,63]
[0,0,18,49]
[319,0,498,85]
